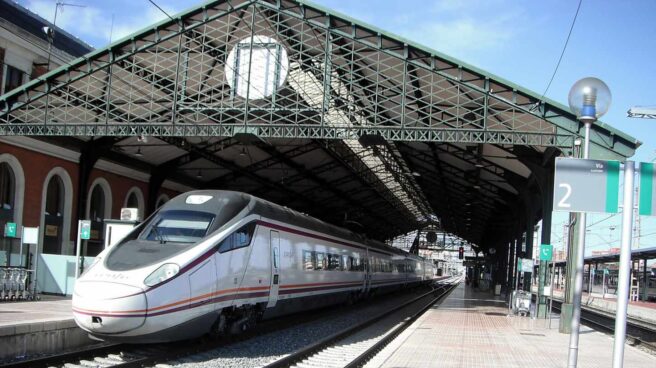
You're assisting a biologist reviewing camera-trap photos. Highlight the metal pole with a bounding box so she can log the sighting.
[612,161,635,368]
[567,121,591,368]
[589,266,594,296]
[18,229,23,268]
[583,122,591,159]
[75,220,82,279]
[602,270,606,299]
[567,211,586,368]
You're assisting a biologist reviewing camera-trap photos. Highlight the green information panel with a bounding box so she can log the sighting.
[4,222,16,238]
[539,244,553,261]
[80,220,91,240]
[639,162,656,216]
[553,158,620,214]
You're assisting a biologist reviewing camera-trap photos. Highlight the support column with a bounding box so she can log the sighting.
[537,160,554,318]
[515,232,523,291]
[147,169,167,216]
[643,259,648,301]
[523,207,534,292]
[560,212,579,333]
[507,239,515,292]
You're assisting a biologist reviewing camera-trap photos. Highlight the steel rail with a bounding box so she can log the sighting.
[264,280,459,368]
[2,284,446,368]
[549,298,656,353]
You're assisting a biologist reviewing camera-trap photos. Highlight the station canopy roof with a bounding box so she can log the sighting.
[0,0,640,248]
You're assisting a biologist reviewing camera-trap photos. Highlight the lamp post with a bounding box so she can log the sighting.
[566,77,611,368]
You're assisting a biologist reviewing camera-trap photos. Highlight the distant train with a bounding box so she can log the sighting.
[72,191,437,342]
[585,267,656,301]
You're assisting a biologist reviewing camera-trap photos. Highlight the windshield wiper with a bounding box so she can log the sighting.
[151,226,167,244]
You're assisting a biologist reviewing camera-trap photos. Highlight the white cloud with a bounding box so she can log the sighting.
[392,0,528,62]
[24,0,176,47]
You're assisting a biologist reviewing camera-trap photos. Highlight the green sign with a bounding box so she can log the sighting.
[517,258,533,273]
[4,222,16,238]
[80,220,91,240]
[539,244,553,261]
[639,162,656,216]
[553,158,620,214]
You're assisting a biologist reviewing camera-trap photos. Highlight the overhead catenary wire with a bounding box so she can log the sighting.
[147,0,174,21]
[539,0,583,100]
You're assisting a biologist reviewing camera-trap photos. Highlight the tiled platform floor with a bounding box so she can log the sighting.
[0,298,72,327]
[366,283,656,368]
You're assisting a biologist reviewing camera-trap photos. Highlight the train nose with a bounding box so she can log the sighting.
[73,281,146,334]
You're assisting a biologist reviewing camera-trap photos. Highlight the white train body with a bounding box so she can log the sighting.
[72,191,437,342]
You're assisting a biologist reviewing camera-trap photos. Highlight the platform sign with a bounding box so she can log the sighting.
[4,222,16,238]
[539,244,553,261]
[553,158,620,213]
[639,162,656,216]
[518,258,534,273]
[79,220,91,240]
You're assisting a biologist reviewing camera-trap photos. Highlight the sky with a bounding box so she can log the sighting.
[17,0,656,256]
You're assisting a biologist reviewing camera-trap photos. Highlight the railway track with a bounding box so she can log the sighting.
[1,283,451,368]
[549,298,656,353]
[263,280,459,368]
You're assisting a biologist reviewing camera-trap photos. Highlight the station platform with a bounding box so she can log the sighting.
[366,283,656,368]
[0,297,97,362]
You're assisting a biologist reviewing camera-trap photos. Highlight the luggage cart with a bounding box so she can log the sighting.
[0,267,38,301]
[514,290,531,316]
[0,268,8,300]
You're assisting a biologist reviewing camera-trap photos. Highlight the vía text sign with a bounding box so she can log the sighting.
[553,158,620,214]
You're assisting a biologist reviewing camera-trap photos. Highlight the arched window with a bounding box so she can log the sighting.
[86,179,112,257]
[0,162,15,211]
[43,175,65,254]
[89,185,105,222]
[40,167,72,256]
[45,175,63,216]
[0,162,15,266]
[126,192,138,208]
[156,194,169,209]
[123,187,144,220]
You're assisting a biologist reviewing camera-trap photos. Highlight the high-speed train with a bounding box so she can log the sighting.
[72,191,437,342]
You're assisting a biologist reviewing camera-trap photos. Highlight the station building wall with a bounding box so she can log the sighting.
[0,137,183,263]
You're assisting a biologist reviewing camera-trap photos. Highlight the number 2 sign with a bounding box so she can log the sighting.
[553,158,620,214]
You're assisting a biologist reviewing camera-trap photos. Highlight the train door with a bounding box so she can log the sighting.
[363,249,371,294]
[189,258,216,311]
[267,230,280,308]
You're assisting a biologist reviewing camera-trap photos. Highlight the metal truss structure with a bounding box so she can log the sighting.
[0,0,640,248]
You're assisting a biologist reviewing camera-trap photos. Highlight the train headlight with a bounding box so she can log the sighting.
[144,263,180,287]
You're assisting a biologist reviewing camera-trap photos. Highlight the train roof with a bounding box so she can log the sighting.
[169,190,420,259]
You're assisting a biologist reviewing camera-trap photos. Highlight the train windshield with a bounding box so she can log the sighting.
[105,192,251,271]
[141,210,215,244]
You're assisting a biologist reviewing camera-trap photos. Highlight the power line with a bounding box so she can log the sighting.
[147,0,174,21]
[540,0,583,99]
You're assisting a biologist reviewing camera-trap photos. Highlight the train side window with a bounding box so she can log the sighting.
[315,252,326,270]
[303,250,315,270]
[343,255,350,271]
[218,222,256,253]
[327,254,340,270]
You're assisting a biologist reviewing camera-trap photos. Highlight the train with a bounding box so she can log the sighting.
[584,267,656,301]
[72,190,438,343]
